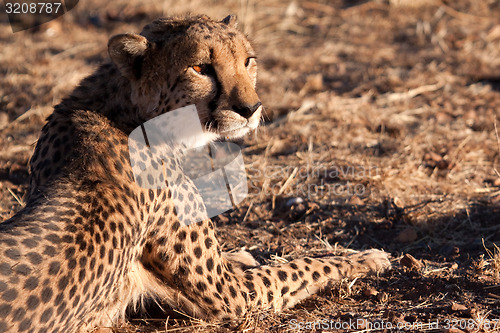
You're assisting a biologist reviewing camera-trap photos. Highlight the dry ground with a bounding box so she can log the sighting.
[1,0,500,332]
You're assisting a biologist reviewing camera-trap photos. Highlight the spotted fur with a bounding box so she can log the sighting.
[0,15,390,333]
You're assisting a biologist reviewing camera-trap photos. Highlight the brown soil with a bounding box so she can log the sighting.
[1,0,500,332]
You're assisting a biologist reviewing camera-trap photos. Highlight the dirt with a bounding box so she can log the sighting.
[1,0,500,332]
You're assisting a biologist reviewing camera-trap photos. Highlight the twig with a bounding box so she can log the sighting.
[7,188,24,206]
[493,121,500,180]
[348,277,359,293]
[52,42,101,60]
[384,82,444,102]
[441,4,495,23]
[314,233,333,250]
[345,225,359,249]
[302,1,336,15]
[484,284,500,289]
[242,200,254,224]
[277,167,298,196]
[341,1,382,17]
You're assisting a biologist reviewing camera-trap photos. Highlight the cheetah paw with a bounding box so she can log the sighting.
[349,249,392,273]
[223,250,259,268]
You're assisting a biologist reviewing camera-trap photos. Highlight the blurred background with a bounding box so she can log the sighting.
[1,0,500,331]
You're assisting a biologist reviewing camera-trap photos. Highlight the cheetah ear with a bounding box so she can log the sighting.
[221,15,237,28]
[108,33,149,80]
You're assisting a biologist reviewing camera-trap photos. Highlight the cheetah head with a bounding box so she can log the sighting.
[108,15,262,145]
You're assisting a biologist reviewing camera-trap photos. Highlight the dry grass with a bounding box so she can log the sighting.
[1,0,500,331]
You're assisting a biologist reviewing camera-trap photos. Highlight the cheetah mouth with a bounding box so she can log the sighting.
[219,125,253,140]
[211,110,261,140]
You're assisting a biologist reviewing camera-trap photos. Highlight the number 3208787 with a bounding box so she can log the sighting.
[5,2,62,14]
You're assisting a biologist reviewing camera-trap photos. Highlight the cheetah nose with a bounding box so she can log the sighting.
[232,102,262,119]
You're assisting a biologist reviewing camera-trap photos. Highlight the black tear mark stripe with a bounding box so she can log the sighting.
[208,48,222,115]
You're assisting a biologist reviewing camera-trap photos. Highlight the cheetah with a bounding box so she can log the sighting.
[0,15,391,333]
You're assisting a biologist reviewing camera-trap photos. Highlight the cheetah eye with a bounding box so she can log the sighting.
[192,64,212,75]
[245,57,256,67]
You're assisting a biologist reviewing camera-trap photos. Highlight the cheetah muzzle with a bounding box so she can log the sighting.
[0,15,391,333]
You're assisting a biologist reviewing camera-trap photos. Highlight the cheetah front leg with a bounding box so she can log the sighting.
[241,249,390,311]
[139,218,390,321]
